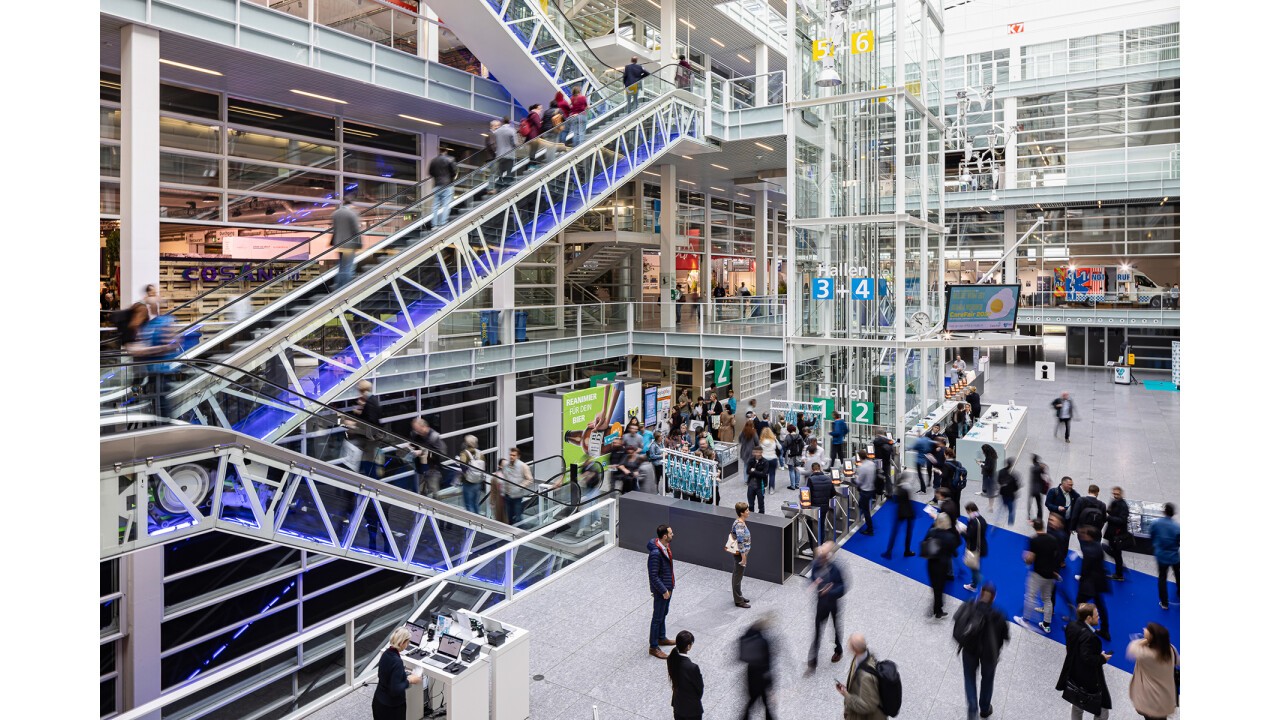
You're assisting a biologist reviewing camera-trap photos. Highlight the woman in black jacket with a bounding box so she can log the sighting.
[1057,604,1113,719]
[922,513,959,618]
[996,458,1020,526]
[667,630,704,719]
[373,628,422,720]
[980,444,999,512]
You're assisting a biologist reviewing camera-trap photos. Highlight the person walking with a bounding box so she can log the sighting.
[1027,454,1049,521]
[912,433,939,495]
[457,435,486,516]
[372,627,422,720]
[1104,486,1132,581]
[648,525,678,659]
[623,56,650,112]
[806,541,847,671]
[854,450,878,535]
[729,502,753,608]
[498,447,534,526]
[784,424,805,489]
[745,447,769,514]
[1150,503,1180,610]
[1052,391,1078,443]
[492,116,518,191]
[881,479,917,560]
[808,463,835,545]
[1057,603,1113,720]
[667,630,703,720]
[1075,526,1113,641]
[1046,476,1080,520]
[648,430,666,490]
[408,416,446,494]
[427,148,458,229]
[835,634,886,720]
[922,513,960,618]
[962,502,989,592]
[737,422,761,473]
[1126,622,1179,720]
[872,430,898,486]
[996,458,1020,526]
[566,85,589,146]
[953,584,1010,720]
[738,617,776,720]
[330,196,359,290]
[346,380,384,480]
[979,444,998,512]
[1047,512,1078,623]
[1014,518,1060,633]
[943,448,969,510]
[759,427,779,494]
[829,412,849,470]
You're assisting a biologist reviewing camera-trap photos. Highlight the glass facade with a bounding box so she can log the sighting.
[1020,23,1180,80]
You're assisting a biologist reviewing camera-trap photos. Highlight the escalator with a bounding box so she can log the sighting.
[101,361,612,584]
[109,73,705,442]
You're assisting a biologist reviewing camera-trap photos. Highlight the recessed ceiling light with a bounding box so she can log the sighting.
[710,38,725,48]
[711,163,728,170]
[754,142,774,152]
[738,192,750,198]
[737,54,750,63]
[679,18,696,30]
[710,186,726,192]
[399,113,442,126]
[680,179,696,185]
[229,105,283,120]
[291,89,347,104]
[345,127,378,138]
[160,59,222,76]
[643,171,660,177]
[680,155,693,160]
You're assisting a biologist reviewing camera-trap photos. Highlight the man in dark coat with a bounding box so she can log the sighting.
[623,56,650,112]
[808,463,836,546]
[647,525,677,659]
[881,480,917,560]
[807,541,847,671]
[953,584,1010,720]
[1075,526,1113,641]
[738,618,776,719]
[1045,476,1080,519]
[1104,486,1131,581]
[1056,604,1113,718]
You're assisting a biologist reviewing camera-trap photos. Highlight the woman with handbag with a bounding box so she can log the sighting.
[979,443,999,512]
[1126,622,1178,720]
[727,503,752,608]
[1057,603,1113,719]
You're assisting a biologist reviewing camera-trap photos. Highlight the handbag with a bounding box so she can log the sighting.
[963,548,980,570]
[724,531,739,554]
[1062,681,1104,715]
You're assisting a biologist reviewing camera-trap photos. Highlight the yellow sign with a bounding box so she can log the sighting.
[852,30,875,54]
[812,38,834,61]
[1127,353,1136,366]
[906,80,921,96]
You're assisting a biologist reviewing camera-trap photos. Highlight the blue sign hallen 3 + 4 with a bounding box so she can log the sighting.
[812,277,888,300]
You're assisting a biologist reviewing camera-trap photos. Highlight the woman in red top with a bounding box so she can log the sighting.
[566,86,589,146]
[553,90,571,117]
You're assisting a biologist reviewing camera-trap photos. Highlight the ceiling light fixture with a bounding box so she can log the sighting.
[679,18,696,30]
[710,38,725,48]
[646,0,660,7]
[643,171,660,177]
[160,59,223,76]
[398,113,442,126]
[680,179,696,185]
[753,142,774,152]
[229,105,283,119]
[680,155,693,160]
[345,128,379,138]
[710,186,726,192]
[100,79,121,89]
[1159,196,1168,206]
[291,89,348,104]
[711,163,728,170]
[737,54,750,62]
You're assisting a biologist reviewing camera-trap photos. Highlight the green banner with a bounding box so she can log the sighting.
[713,360,732,387]
[562,381,625,469]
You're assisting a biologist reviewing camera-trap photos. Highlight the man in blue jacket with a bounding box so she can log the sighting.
[829,412,849,470]
[647,525,677,659]
[623,56,650,112]
[806,541,847,671]
[1150,502,1180,610]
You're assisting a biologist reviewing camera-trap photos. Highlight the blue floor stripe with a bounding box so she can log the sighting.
[841,500,1180,674]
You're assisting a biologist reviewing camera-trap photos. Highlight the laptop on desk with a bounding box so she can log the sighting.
[425,633,465,667]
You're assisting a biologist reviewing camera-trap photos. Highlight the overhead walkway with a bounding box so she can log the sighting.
[110,82,706,442]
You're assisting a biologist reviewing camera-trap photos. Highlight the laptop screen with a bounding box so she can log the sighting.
[437,634,464,659]
[406,622,426,646]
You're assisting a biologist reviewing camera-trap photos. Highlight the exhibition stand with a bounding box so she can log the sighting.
[957,402,1029,485]
[402,613,530,720]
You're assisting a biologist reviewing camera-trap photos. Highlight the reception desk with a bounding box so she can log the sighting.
[400,613,529,720]
[956,403,1029,488]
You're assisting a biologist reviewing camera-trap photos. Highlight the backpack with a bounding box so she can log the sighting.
[518,116,535,138]
[786,433,804,459]
[952,601,987,653]
[460,451,485,484]
[868,659,903,717]
[920,535,944,560]
[950,461,968,490]
[1078,502,1106,531]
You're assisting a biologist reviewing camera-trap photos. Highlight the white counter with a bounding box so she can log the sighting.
[957,403,1029,494]
[400,614,529,720]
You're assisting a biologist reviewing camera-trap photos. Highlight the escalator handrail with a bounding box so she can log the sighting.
[101,358,584,508]
[150,62,694,353]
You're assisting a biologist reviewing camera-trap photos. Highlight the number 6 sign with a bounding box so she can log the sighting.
[851,31,875,54]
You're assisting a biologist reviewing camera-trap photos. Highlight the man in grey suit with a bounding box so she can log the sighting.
[330,196,359,290]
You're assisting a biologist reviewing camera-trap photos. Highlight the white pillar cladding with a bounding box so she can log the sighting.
[755,43,770,107]
[1003,97,1017,191]
[755,190,768,295]
[659,163,677,326]
[660,0,678,83]
[1005,210,1019,365]
[121,546,163,720]
[423,6,440,63]
[120,24,160,307]
[493,264,517,453]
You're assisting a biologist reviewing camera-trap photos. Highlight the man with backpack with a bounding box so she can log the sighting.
[952,584,1010,720]
[1069,483,1108,533]
[519,104,544,166]
[835,633,899,719]
[784,426,805,489]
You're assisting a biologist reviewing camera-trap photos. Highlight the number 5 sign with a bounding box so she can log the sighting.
[812,38,834,61]
[851,31,875,54]
[850,400,875,425]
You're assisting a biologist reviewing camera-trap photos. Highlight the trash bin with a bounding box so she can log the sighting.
[514,310,528,342]
[480,310,500,346]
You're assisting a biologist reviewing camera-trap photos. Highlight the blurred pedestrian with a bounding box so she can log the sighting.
[346,380,383,479]
[647,525,677,659]
[854,450,878,535]
[623,56,650,112]
[648,430,666,489]
[922,512,959,618]
[759,427,779,494]
[493,116,518,190]
[912,433,938,495]
[519,104,544,166]
[953,584,1010,720]
[997,458,1020,525]
[565,85,589,146]
[457,435,485,515]
[1150,503,1180,610]
[729,502,752,608]
[498,447,534,525]
[1028,454,1049,521]
[979,444,998,512]
[126,311,180,419]
[1014,518,1059,634]
[330,196,359,290]
[676,54,693,90]
[807,542,846,671]
[738,421,760,471]
[1075,526,1112,641]
[738,617,776,719]
[962,502,989,592]
[428,148,458,228]
[1104,486,1131,581]
[800,437,827,488]
[1057,603,1113,719]
[409,416,446,494]
[667,630,703,719]
[1052,391,1078,443]
[835,633,885,720]
[1126,622,1179,720]
[829,412,849,470]
[881,479,917,560]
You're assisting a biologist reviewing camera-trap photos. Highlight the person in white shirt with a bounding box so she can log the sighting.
[799,437,827,487]
[759,427,780,494]
[498,447,534,525]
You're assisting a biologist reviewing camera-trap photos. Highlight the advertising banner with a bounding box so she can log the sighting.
[624,378,642,428]
[644,386,658,428]
[656,386,673,427]
[944,284,1020,331]
[562,381,626,469]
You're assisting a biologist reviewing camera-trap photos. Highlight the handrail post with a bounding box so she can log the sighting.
[503,548,515,599]
[344,619,356,687]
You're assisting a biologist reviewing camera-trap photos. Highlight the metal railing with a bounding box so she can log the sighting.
[946,144,1180,195]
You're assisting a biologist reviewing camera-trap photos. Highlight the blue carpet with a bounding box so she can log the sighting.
[1142,380,1179,392]
[841,501,1180,674]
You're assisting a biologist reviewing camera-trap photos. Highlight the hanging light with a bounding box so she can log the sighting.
[816,57,842,87]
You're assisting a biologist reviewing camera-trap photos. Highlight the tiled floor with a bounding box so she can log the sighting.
[306,363,1179,719]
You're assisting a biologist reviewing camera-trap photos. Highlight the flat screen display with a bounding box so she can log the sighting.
[406,622,426,646]
[944,284,1020,331]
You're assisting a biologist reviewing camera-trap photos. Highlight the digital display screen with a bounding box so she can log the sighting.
[406,622,426,646]
[438,634,464,658]
[944,284,1020,331]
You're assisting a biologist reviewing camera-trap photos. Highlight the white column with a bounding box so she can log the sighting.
[1003,97,1017,191]
[422,7,440,63]
[497,373,517,454]
[494,264,515,346]
[754,190,768,294]
[754,44,769,108]
[121,546,163,719]
[1004,210,1019,365]
[659,164,677,326]
[120,24,160,307]
[660,0,678,83]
